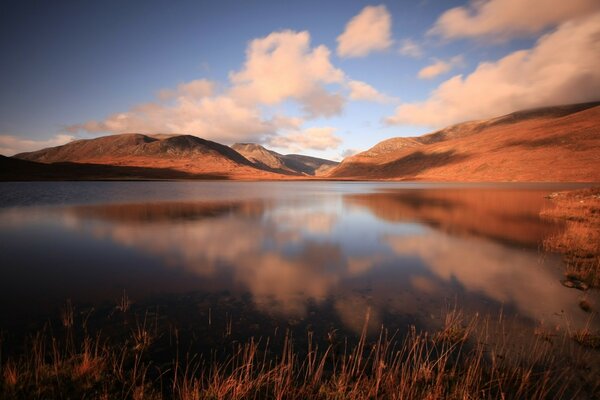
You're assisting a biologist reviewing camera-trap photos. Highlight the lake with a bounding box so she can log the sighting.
[0,181,598,352]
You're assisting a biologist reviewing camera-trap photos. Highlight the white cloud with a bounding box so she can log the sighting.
[417,56,464,79]
[230,30,345,106]
[70,30,354,149]
[0,134,75,156]
[269,127,341,152]
[398,39,423,58]
[341,148,361,158]
[337,5,393,58]
[70,96,274,144]
[387,12,600,127]
[300,87,346,118]
[158,79,215,101]
[348,80,394,103]
[430,0,600,40]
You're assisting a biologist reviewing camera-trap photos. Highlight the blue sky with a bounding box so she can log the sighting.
[1,0,599,159]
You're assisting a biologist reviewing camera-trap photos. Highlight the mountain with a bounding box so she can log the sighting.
[231,143,338,176]
[0,154,233,181]
[328,102,600,182]
[13,133,280,179]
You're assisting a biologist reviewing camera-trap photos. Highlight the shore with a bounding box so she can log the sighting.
[541,187,600,288]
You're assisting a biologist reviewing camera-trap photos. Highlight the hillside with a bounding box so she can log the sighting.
[13,133,280,179]
[0,155,232,181]
[329,102,600,182]
[231,143,338,176]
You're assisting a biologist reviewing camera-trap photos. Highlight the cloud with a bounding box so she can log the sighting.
[337,5,393,58]
[269,127,341,152]
[387,12,600,127]
[417,56,464,79]
[230,30,344,106]
[430,0,600,40]
[0,134,75,156]
[70,30,353,150]
[398,39,423,58]
[348,80,394,103]
[300,87,346,118]
[157,79,215,101]
[69,96,274,144]
[341,148,361,158]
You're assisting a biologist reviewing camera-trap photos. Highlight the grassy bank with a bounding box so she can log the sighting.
[541,187,600,287]
[1,304,598,400]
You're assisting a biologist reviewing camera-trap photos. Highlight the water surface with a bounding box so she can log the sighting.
[0,181,597,344]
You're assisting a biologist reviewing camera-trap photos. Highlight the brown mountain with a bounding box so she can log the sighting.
[13,133,281,179]
[329,102,600,182]
[231,143,338,176]
[0,154,233,181]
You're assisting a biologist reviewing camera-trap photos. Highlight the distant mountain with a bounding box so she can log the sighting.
[328,102,600,182]
[13,133,280,179]
[231,143,338,176]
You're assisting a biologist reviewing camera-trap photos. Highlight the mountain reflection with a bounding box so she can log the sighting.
[50,188,596,333]
[345,188,564,247]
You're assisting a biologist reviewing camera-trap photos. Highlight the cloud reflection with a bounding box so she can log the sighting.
[4,186,592,334]
[385,231,592,328]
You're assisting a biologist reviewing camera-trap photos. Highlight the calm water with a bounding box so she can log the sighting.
[0,181,597,345]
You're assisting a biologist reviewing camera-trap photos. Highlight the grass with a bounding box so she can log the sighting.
[1,302,598,400]
[1,188,599,399]
[541,187,600,288]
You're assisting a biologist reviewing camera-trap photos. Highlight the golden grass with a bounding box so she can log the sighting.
[541,187,600,287]
[1,304,598,400]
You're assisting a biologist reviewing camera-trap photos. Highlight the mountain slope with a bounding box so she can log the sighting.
[231,143,338,176]
[0,155,230,180]
[329,102,600,182]
[14,133,279,179]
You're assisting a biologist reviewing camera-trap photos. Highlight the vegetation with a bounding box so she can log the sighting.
[1,302,598,400]
[2,188,600,399]
[541,187,600,287]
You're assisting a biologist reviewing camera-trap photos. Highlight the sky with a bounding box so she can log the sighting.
[1,0,599,159]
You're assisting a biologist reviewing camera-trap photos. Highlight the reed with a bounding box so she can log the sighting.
[541,187,600,287]
[1,303,597,399]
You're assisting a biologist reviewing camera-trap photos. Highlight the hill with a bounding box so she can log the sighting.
[328,102,600,182]
[231,143,338,176]
[0,155,232,181]
[13,133,279,179]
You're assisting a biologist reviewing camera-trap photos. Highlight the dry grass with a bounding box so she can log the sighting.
[572,329,600,350]
[541,187,600,287]
[0,305,597,400]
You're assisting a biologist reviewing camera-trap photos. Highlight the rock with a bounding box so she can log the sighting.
[561,279,589,291]
[561,280,575,288]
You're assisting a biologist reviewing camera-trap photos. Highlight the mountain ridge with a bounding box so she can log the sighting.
[13,133,278,179]
[4,101,600,182]
[328,102,600,182]
[231,143,338,176]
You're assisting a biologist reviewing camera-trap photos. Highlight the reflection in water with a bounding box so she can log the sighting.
[65,202,347,318]
[0,184,597,339]
[345,188,563,247]
[385,231,587,326]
